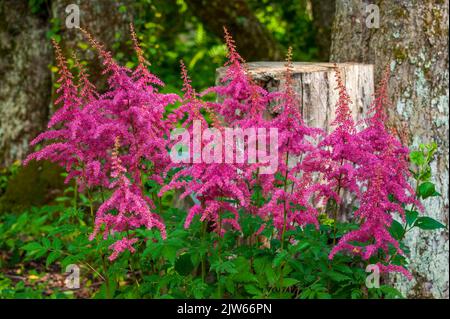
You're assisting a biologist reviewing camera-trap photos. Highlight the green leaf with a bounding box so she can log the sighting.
[414,217,446,230]
[418,182,440,199]
[410,151,425,166]
[281,278,299,288]
[21,242,43,251]
[379,285,404,299]
[46,251,61,267]
[244,284,261,296]
[174,253,194,276]
[351,289,362,299]
[220,261,238,274]
[42,238,51,249]
[162,245,178,264]
[273,250,288,268]
[265,266,277,285]
[327,271,351,282]
[405,210,419,226]
[389,220,405,240]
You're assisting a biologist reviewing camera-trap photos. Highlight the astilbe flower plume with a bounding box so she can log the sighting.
[90,139,166,260]
[27,26,177,260]
[24,39,107,191]
[329,67,420,278]
[160,60,250,235]
[258,47,324,234]
[303,66,363,209]
[203,27,275,125]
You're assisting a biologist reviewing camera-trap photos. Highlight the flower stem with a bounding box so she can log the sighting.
[281,149,290,250]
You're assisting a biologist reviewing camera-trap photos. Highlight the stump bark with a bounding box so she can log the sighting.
[217,62,374,132]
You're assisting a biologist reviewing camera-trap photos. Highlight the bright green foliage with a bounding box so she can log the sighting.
[0,143,445,299]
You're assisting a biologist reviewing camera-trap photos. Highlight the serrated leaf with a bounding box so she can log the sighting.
[46,251,61,267]
[273,250,288,268]
[21,242,43,251]
[42,238,51,249]
[327,271,351,282]
[282,278,299,287]
[244,284,261,296]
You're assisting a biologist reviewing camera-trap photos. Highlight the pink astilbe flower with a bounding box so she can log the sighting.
[108,237,139,261]
[329,67,420,278]
[160,54,250,235]
[167,60,208,129]
[202,27,276,125]
[357,66,420,211]
[303,66,362,206]
[90,139,166,259]
[26,28,176,259]
[81,26,179,185]
[257,47,324,234]
[329,165,404,259]
[24,39,108,190]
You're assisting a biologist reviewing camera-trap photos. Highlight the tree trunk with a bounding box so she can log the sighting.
[51,0,135,91]
[217,61,374,215]
[0,0,52,167]
[330,0,449,299]
[311,0,336,61]
[217,62,374,130]
[185,0,284,61]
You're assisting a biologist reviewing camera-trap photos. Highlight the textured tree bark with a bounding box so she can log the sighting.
[330,0,449,298]
[311,0,336,61]
[217,62,374,131]
[51,0,135,91]
[0,0,52,167]
[185,0,284,61]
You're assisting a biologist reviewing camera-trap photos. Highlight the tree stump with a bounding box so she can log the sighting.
[217,62,374,132]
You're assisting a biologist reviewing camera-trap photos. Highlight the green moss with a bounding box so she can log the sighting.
[393,7,408,20]
[0,160,65,214]
[393,47,407,62]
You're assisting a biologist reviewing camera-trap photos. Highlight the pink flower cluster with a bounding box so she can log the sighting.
[26,26,177,260]
[26,27,419,276]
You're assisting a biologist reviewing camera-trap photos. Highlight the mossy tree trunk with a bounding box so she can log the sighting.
[330,0,449,298]
[51,0,135,91]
